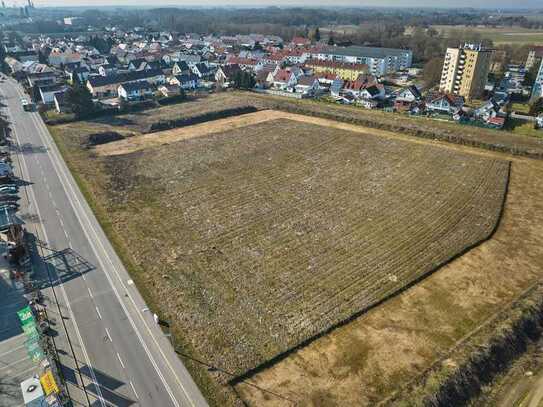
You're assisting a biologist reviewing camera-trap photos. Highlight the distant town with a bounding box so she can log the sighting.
[0,4,543,134]
[2,3,543,407]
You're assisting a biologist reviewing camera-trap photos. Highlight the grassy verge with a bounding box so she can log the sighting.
[504,118,543,138]
[47,126,232,406]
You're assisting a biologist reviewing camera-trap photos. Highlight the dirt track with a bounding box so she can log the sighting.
[95,110,428,157]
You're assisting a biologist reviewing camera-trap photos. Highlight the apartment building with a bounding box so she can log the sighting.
[526,46,543,70]
[304,59,369,81]
[531,58,543,100]
[307,46,412,77]
[439,44,493,99]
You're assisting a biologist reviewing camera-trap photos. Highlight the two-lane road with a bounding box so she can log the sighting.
[0,77,208,407]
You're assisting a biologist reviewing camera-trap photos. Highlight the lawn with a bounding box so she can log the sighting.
[511,102,531,115]
[505,117,543,138]
[432,25,543,45]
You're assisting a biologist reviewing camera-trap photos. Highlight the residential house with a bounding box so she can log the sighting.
[359,83,385,101]
[393,85,422,111]
[66,66,90,83]
[118,81,156,101]
[172,61,191,76]
[48,48,81,66]
[6,50,38,63]
[294,75,319,96]
[425,93,465,115]
[87,69,166,98]
[158,84,182,97]
[27,70,57,87]
[53,91,70,114]
[128,58,149,71]
[169,74,199,89]
[191,63,213,79]
[395,85,422,103]
[271,69,297,91]
[215,64,241,86]
[39,84,68,104]
[226,57,260,72]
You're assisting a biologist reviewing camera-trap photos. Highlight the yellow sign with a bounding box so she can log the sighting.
[40,370,59,395]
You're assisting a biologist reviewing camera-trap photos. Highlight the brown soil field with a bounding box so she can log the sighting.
[235,151,543,407]
[51,114,508,388]
[50,94,543,406]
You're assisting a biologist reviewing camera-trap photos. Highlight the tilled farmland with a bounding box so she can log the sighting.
[96,118,509,379]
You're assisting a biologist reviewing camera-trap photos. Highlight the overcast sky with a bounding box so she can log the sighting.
[17,0,543,9]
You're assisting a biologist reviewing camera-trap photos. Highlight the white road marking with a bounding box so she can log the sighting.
[28,100,189,406]
[105,327,112,342]
[88,287,93,298]
[6,86,108,407]
[0,344,24,357]
[0,356,30,371]
[116,352,125,369]
[95,306,101,319]
[130,381,139,399]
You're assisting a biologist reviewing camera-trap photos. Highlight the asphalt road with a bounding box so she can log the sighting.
[0,77,208,407]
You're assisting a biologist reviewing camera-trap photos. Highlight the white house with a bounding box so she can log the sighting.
[271,69,297,91]
[395,85,422,102]
[294,76,320,96]
[118,81,156,101]
[169,74,199,90]
[39,84,68,104]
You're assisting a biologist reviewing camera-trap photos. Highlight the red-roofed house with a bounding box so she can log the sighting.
[291,37,311,48]
[425,93,465,115]
[272,69,297,90]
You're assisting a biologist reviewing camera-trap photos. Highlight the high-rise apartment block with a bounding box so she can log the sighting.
[439,44,492,99]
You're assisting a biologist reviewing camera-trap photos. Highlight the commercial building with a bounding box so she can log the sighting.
[439,43,493,99]
[307,46,412,77]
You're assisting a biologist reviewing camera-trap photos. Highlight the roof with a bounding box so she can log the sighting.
[305,59,368,72]
[317,45,412,59]
[53,91,66,104]
[175,73,199,83]
[297,75,318,86]
[363,84,381,96]
[488,116,505,126]
[273,69,292,83]
[219,64,241,77]
[39,84,66,93]
[120,80,155,92]
[88,69,164,88]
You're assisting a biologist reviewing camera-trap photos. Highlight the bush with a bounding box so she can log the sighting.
[148,106,258,133]
[87,131,125,147]
[157,93,188,106]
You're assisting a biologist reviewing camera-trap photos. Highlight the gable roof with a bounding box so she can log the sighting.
[88,69,164,88]
[174,73,199,83]
[297,75,318,86]
[120,80,155,92]
[273,69,292,83]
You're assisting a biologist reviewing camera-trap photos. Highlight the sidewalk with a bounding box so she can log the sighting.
[0,240,39,407]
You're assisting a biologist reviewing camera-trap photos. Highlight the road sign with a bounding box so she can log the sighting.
[40,370,59,395]
[28,346,45,363]
[17,305,35,326]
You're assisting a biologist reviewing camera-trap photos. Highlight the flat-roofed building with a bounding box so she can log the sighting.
[306,45,412,76]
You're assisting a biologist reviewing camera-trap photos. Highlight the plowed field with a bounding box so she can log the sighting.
[98,118,509,378]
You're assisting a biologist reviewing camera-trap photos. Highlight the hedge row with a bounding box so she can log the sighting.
[147,105,258,133]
